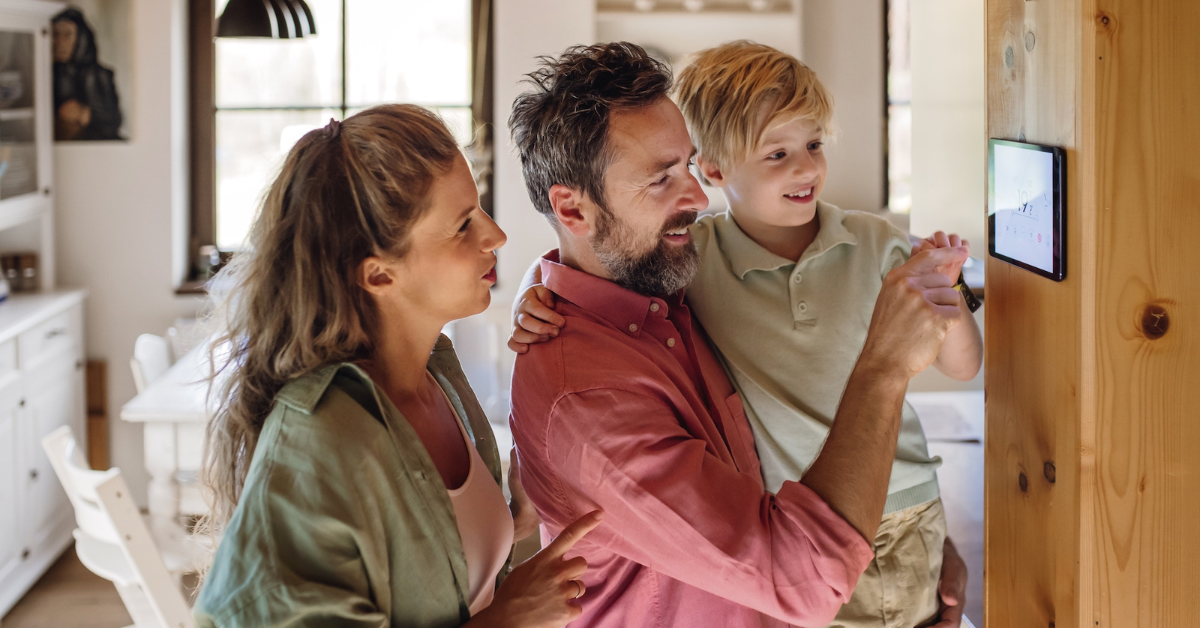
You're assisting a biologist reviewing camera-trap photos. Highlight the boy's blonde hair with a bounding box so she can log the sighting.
[674,41,833,172]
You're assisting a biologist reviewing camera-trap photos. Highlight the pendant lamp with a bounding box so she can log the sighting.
[217,0,317,39]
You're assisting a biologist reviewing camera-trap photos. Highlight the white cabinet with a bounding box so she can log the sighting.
[0,0,83,615]
[0,377,23,586]
[0,294,86,616]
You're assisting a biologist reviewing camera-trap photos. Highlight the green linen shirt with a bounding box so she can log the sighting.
[194,335,509,628]
[688,201,941,514]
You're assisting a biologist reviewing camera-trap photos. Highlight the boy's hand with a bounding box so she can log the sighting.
[508,284,565,354]
[911,231,970,285]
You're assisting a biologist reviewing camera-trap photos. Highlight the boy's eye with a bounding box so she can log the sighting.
[458,218,472,233]
[808,141,824,151]
[768,151,786,160]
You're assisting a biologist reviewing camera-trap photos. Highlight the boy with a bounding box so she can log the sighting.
[511,41,981,627]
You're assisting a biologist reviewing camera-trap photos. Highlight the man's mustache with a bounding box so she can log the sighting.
[660,212,699,235]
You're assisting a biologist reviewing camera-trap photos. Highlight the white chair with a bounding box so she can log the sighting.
[131,333,173,394]
[42,426,196,628]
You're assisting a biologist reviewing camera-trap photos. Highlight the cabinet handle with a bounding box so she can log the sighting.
[21,548,30,560]
[29,469,38,480]
[45,328,67,340]
[19,398,25,407]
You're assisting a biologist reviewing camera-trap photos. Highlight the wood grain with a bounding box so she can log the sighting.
[1091,0,1200,624]
[986,0,1200,625]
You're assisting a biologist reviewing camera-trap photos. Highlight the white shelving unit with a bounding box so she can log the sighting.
[0,0,89,617]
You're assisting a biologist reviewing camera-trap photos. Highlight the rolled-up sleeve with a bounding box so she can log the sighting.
[546,388,876,627]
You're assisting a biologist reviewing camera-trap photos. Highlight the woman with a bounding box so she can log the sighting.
[195,104,600,627]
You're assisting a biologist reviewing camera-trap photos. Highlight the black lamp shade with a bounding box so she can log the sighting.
[217,0,317,39]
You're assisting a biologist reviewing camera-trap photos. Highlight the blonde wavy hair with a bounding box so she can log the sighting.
[674,40,834,175]
[197,104,461,560]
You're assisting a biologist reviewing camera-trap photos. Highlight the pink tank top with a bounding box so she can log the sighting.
[438,383,515,615]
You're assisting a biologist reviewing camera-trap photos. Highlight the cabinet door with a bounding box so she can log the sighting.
[0,11,52,207]
[24,357,80,544]
[0,377,24,582]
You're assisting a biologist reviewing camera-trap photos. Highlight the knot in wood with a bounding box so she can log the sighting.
[1140,304,1170,339]
[1044,461,1056,483]
[1019,472,1029,492]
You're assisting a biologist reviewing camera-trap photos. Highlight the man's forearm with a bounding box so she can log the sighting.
[801,361,909,542]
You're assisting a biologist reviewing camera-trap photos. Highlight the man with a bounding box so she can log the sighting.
[507,42,968,628]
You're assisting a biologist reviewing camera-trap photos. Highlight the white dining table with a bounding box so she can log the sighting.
[120,341,217,526]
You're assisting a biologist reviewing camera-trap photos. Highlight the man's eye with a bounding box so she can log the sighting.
[458,218,472,233]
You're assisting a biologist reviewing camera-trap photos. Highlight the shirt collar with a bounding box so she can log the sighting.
[275,334,457,414]
[715,201,859,280]
[540,251,683,338]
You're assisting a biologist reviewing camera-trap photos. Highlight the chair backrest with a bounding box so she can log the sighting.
[42,426,194,628]
[131,333,173,393]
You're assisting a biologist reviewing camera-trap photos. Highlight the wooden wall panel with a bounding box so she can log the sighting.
[984,0,1088,626]
[1091,0,1200,624]
[986,0,1200,625]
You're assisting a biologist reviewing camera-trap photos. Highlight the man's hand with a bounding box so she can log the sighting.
[508,446,542,541]
[859,246,969,381]
[911,231,970,285]
[930,537,969,627]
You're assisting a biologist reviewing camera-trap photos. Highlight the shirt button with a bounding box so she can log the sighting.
[649,303,660,313]
[629,323,639,333]
[793,274,803,284]
[797,302,809,314]
[667,338,676,347]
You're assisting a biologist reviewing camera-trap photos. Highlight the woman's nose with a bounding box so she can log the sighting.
[483,216,507,251]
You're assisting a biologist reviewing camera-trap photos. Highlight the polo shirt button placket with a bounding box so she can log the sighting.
[667,338,676,348]
[792,274,803,284]
[797,301,809,315]
[649,303,660,313]
[628,323,638,333]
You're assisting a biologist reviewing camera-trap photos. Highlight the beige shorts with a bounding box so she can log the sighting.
[818,498,947,628]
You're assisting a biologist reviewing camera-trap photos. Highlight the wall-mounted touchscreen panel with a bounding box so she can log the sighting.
[987,139,1066,281]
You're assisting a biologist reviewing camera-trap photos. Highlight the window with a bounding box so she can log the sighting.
[886,0,911,213]
[189,0,487,282]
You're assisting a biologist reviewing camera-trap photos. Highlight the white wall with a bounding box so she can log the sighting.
[907,0,985,247]
[802,0,886,212]
[486,0,595,333]
[52,0,201,507]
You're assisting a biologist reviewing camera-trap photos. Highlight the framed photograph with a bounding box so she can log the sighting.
[52,1,133,141]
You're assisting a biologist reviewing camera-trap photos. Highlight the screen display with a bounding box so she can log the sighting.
[991,143,1055,273]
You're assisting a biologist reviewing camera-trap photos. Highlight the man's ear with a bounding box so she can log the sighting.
[695,155,727,188]
[547,184,593,237]
[357,256,395,297]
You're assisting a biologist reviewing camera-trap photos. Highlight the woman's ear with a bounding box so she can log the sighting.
[357,256,396,296]
[696,155,727,188]
[547,184,593,237]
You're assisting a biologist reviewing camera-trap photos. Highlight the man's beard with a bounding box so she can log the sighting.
[591,208,700,298]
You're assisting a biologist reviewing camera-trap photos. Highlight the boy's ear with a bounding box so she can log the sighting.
[695,155,727,188]
[547,184,593,237]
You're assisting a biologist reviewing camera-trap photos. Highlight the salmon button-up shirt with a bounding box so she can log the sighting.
[509,252,876,628]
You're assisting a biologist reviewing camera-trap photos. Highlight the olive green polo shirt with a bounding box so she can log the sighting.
[688,201,941,514]
[194,335,509,628]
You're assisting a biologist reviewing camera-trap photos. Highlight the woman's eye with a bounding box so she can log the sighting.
[653,174,669,186]
[458,218,472,233]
